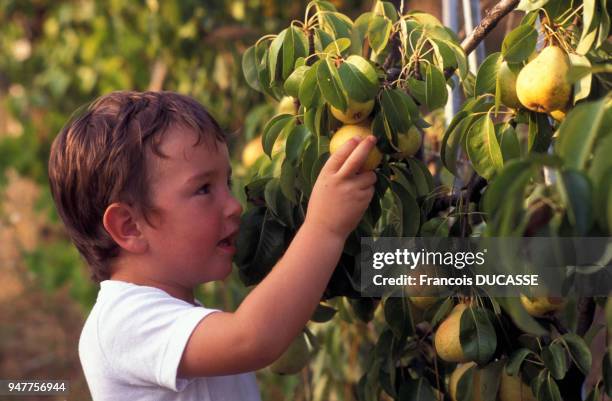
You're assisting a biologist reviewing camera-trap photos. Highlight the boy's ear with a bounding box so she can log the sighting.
[103,203,147,254]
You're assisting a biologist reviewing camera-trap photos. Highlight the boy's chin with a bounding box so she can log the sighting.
[203,262,233,282]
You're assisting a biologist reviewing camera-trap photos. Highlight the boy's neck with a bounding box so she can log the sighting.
[109,266,197,306]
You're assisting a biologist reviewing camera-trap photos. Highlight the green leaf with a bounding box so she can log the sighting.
[556,96,610,170]
[498,123,521,162]
[311,303,337,323]
[284,65,310,98]
[440,98,492,176]
[389,182,421,237]
[262,114,295,157]
[420,217,449,237]
[317,58,347,111]
[516,0,550,12]
[384,297,414,340]
[279,159,297,203]
[380,88,416,133]
[542,343,569,380]
[236,208,285,286]
[319,11,354,40]
[299,60,322,108]
[398,378,437,401]
[242,45,261,91]
[557,169,593,235]
[460,307,497,364]
[536,373,563,401]
[496,296,547,336]
[561,333,592,375]
[466,114,504,180]
[315,28,334,51]
[285,125,311,165]
[338,55,379,102]
[568,54,592,103]
[425,64,448,110]
[456,364,476,401]
[604,349,612,396]
[506,348,536,376]
[598,0,610,48]
[375,1,399,22]
[430,297,454,328]
[577,0,599,55]
[475,52,502,96]
[269,29,287,83]
[368,14,392,54]
[322,37,351,56]
[502,25,538,63]
[282,26,307,80]
[528,112,554,153]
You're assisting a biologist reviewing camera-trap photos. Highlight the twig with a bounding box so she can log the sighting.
[428,175,487,218]
[576,297,596,336]
[460,0,521,59]
[382,31,401,71]
[306,29,316,66]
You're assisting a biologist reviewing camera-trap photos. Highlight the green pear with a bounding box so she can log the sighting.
[269,332,311,375]
[498,61,521,109]
[397,126,422,158]
[516,46,571,113]
[277,96,297,115]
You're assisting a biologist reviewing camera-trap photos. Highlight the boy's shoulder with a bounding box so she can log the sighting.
[79,280,220,392]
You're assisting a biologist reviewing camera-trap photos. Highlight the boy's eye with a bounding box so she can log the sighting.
[197,183,211,195]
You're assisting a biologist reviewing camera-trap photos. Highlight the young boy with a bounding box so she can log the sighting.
[48,91,377,401]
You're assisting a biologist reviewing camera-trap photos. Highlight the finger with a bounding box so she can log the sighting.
[322,136,362,173]
[355,171,378,189]
[337,136,377,177]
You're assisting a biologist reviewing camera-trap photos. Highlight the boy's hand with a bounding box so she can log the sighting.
[305,136,378,241]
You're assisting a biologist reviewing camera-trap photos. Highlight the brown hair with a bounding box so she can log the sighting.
[48,91,225,282]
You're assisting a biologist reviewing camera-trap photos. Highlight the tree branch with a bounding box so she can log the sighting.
[460,0,521,58]
[385,0,520,80]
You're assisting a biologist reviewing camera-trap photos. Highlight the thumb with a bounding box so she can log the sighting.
[322,136,361,173]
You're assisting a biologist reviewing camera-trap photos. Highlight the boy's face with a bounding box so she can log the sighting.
[141,126,242,286]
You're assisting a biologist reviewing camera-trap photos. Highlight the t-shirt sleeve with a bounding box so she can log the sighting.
[96,287,219,391]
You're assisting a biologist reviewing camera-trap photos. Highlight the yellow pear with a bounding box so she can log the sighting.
[330,98,375,124]
[277,96,297,115]
[242,136,264,167]
[499,371,537,401]
[410,296,438,310]
[434,303,469,362]
[519,294,567,318]
[516,46,572,113]
[449,362,481,401]
[270,333,311,375]
[498,61,521,109]
[397,126,422,158]
[329,123,382,171]
[549,109,567,122]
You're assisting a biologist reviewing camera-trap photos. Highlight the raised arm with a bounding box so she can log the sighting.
[178,136,378,377]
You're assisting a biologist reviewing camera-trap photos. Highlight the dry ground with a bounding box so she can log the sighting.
[0,169,92,401]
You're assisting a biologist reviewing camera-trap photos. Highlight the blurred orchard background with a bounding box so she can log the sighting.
[0,1,524,400]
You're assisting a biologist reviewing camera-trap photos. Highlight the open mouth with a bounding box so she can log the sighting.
[218,237,233,247]
[217,231,237,250]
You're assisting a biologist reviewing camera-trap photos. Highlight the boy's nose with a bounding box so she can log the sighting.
[225,194,243,218]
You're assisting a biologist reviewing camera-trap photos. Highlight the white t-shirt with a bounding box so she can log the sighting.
[79,280,261,401]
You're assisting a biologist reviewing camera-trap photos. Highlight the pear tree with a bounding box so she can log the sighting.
[237,1,611,400]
